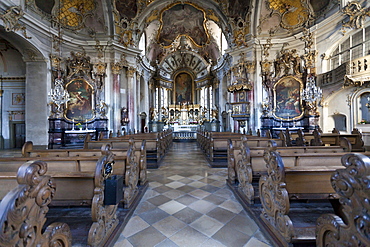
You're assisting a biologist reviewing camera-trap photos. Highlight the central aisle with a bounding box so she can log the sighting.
[114,141,272,247]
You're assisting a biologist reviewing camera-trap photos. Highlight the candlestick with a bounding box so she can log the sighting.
[72,119,75,130]
[85,119,88,130]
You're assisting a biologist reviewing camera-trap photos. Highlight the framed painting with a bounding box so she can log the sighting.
[273,76,303,120]
[174,72,193,104]
[64,78,94,121]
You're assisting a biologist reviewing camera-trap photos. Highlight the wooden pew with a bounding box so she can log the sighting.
[284,128,365,152]
[258,144,344,245]
[316,153,370,247]
[90,130,173,168]
[0,160,72,246]
[228,136,350,205]
[0,145,130,246]
[198,131,277,167]
[23,139,147,185]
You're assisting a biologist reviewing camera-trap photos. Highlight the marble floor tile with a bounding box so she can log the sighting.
[190,215,224,237]
[158,200,187,215]
[113,142,272,247]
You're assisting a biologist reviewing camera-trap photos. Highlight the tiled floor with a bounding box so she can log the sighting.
[114,141,272,247]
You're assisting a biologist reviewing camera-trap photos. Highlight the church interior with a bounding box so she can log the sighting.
[0,0,369,246]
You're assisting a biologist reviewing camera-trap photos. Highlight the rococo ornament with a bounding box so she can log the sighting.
[0,6,31,39]
[342,1,370,29]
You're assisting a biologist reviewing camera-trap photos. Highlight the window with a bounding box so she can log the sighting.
[329,28,369,70]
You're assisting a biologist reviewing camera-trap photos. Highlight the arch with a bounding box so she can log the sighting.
[0,28,49,146]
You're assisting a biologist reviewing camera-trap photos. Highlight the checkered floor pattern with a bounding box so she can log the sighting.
[113,142,272,247]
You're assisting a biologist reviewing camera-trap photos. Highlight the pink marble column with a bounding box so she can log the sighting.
[111,63,122,134]
[127,67,136,132]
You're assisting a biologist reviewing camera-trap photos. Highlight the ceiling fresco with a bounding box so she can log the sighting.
[115,0,138,21]
[158,4,209,47]
[228,0,251,21]
[268,0,312,30]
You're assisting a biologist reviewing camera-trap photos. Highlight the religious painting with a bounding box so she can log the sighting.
[174,72,193,104]
[158,3,209,47]
[273,76,303,120]
[65,78,94,121]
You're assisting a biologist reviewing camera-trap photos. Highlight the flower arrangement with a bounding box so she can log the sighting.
[76,123,82,129]
[359,119,368,124]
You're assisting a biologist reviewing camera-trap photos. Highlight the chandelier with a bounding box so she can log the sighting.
[48,1,70,118]
[301,75,322,114]
[48,77,70,117]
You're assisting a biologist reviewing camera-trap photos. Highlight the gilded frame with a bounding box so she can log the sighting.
[173,72,194,104]
[273,75,303,120]
[64,78,94,122]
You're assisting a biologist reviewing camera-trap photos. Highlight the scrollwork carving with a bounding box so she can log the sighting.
[316,153,370,247]
[259,142,294,242]
[237,136,254,204]
[0,6,31,39]
[123,139,139,208]
[0,160,72,246]
[227,139,236,182]
[342,1,370,29]
[88,144,119,246]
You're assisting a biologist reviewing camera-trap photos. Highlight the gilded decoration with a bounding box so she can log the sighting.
[232,19,251,47]
[274,48,302,77]
[228,54,254,92]
[54,0,96,30]
[157,3,210,48]
[0,6,31,39]
[342,1,370,29]
[260,0,313,33]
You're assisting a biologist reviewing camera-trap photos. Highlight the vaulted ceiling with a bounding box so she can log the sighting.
[26,0,337,69]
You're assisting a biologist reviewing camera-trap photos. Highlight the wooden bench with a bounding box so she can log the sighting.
[282,128,365,152]
[93,130,173,168]
[228,137,350,205]
[0,160,72,246]
[259,144,344,245]
[316,153,370,247]
[0,144,131,246]
[23,139,147,185]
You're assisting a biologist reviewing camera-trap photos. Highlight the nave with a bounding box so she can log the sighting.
[113,141,272,247]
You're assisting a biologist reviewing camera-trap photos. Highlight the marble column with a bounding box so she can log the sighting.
[26,60,49,146]
[111,62,122,135]
[127,67,136,132]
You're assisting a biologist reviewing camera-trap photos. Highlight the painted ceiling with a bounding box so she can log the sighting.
[28,0,336,64]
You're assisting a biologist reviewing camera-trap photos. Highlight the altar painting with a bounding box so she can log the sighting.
[65,78,94,121]
[273,76,303,120]
[174,72,193,104]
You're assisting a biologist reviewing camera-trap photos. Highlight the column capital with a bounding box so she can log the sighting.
[127,66,136,78]
[111,62,122,75]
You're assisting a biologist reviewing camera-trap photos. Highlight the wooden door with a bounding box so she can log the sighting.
[12,122,25,148]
